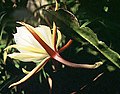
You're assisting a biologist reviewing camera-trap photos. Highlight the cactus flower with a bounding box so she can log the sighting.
[4,22,102,88]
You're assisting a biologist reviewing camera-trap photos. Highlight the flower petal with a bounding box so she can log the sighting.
[18,22,57,58]
[56,29,62,49]
[58,39,73,53]
[36,25,54,49]
[7,52,48,62]
[9,56,50,88]
[16,45,46,54]
[5,44,46,54]
[15,26,45,51]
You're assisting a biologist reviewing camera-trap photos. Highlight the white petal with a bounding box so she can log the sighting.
[35,25,54,49]
[15,26,44,51]
[8,52,48,62]
[16,45,47,53]
[5,44,47,54]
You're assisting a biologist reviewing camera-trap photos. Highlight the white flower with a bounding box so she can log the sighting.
[4,22,102,88]
[6,25,61,63]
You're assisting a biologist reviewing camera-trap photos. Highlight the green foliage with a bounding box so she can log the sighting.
[45,9,120,68]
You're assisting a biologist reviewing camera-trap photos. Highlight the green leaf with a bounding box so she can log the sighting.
[77,27,120,68]
[45,9,120,68]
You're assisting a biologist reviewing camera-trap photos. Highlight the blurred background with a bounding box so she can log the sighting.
[0,0,120,94]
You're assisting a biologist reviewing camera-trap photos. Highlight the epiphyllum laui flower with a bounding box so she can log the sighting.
[4,22,102,88]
